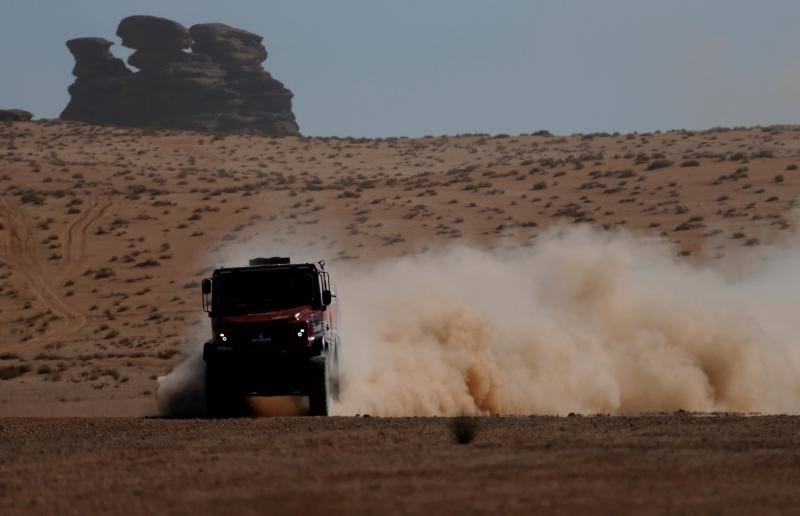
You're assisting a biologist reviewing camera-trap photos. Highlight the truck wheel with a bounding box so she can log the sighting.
[330,372,341,402]
[330,348,341,401]
[205,363,248,418]
[308,355,329,416]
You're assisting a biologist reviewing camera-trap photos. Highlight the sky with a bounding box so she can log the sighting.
[2,0,800,137]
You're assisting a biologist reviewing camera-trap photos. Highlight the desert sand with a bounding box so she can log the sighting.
[2,415,800,515]
[3,121,800,513]
[2,121,800,416]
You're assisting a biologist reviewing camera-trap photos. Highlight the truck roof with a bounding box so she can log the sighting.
[212,261,322,275]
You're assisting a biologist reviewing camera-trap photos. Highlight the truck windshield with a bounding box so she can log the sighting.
[214,268,317,315]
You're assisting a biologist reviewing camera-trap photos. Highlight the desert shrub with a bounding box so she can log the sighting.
[19,191,45,205]
[0,364,30,380]
[646,159,674,170]
[680,160,699,167]
[774,174,784,183]
[156,349,179,360]
[93,268,115,279]
[134,259,160,268]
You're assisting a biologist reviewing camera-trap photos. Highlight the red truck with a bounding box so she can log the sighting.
[201,257,340,417]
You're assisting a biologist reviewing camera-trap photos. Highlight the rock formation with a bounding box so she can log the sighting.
[60,15,299,136]
[60,38,132,123]
[0,109,34,122]
[117,15,192,71]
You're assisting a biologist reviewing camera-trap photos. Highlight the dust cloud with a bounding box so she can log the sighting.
[159,225,800,417]
[334,226,800,416]
[156,343,206,417]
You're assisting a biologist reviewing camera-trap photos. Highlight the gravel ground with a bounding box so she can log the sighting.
[2,415,800,515]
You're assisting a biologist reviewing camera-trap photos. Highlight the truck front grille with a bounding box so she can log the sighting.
[230,323,303,350]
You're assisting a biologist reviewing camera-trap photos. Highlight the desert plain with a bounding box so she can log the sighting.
[2,120,800,513]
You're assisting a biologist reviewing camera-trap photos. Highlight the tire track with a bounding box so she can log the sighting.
[59,197,113,282]
[0,197,112,349]
[0,200,81,346]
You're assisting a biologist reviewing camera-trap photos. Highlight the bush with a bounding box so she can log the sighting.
[0,365,30,380]
[646,159,674,170]
[134,259,160,268]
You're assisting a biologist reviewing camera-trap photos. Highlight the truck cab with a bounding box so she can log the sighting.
[201,257,340,416]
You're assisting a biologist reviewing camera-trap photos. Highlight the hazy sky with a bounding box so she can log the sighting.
[2,0,799,136]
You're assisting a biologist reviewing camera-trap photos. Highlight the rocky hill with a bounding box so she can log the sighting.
[0,109,33,121]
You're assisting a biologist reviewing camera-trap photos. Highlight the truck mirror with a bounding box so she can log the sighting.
[322,289,332,306]
[202,279,212,295]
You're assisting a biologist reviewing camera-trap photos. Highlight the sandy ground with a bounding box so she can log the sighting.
[2,121,800,416]
[3,121,800,514]
[2,415,799,515]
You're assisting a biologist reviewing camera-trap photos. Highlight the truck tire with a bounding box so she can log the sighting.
[330,347,341,402]
[308,355,329,416]
[330,372,341,402]
[205,363,249,418]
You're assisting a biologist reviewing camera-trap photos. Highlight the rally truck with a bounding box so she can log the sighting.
[201,257,340,417]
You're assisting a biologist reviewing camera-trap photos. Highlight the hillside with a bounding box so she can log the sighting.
[1,121,800,415]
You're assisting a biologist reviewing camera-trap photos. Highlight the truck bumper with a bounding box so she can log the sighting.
[203,341,320,396]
